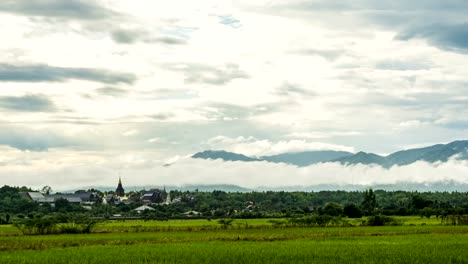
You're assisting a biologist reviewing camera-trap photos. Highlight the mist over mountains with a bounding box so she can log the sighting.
[193,140,468,168]
[70,180,468,193]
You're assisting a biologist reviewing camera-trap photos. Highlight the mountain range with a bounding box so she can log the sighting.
[192,140,468,168]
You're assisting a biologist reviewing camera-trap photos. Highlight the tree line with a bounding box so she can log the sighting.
[0,185,467,223]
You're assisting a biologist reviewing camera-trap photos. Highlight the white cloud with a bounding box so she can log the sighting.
[122,129,139,137]
[286,131,362,139]
[204,136,355,156]
[147,137,160,143]
[1,148,467,191]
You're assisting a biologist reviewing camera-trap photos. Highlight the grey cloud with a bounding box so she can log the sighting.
[96,87,128,97]
[201,103,251,120]
[405,93,468,107]
[396,23,468,52]
[48,116,98,125]
[148,113,175,121]
[435,119,468,130]
[0,0,115,20]
[0,94,57,112]
[289,1,468,12]
[358,92,468,109]
[150,36,187,45]
[295,49,347,61]
[111,29,187,45]
[275,83,317,97]
[266,1,468,53]
[0,117,284,153]
[0,126,71,151]
[0,64,136,84]
[375,59,432,71]
[111,30,139,44]
[168,63,249,85]
[199,102,285,121]
[138,89,198,100]
[218,15,241,28]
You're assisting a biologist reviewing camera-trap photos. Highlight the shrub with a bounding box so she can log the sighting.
[344,203,363,218]
[217,219,233,229]
[14,214,98,235]
[288,215,344,227]
[15,217,58,235]
[365,215,402,226]
[441,215,468,225]
[321,203,344,217]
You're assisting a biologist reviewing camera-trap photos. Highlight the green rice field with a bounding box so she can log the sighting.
[0,217,466,263]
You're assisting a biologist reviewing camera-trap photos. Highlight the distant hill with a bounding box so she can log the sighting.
[192,140,468,168]
[333,151,386,166]
[261,151,353,166]
[335,140,468,168]
[192,150,260,162]
[192,149,353,166]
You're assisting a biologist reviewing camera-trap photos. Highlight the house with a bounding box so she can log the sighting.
[134,205,155,213]
[140,189,167,204]
[183,210,201,217]
[20,192,44,202]
[105,193,115,204]
[19,192,54,203]
[47,192,97,204]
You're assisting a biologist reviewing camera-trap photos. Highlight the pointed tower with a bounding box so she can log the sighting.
[115,177,125,197]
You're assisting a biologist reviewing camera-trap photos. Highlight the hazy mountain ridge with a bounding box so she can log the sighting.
[192,150,260,162]
[261,151,353,167]
[335,140,468,168]
[192,150,354,166]
[67,181,468,193]
[193,140,468,168]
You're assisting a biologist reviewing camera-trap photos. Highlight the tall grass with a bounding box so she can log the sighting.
[0,217,466,263]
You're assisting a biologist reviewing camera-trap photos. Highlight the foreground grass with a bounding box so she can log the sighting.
[0,217,466,263]
[0,216,445,235]
[0,225,467,264]
[1,233,467,264]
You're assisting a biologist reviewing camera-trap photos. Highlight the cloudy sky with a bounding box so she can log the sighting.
[1,0,468,190]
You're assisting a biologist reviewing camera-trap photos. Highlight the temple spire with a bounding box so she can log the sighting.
[115,176,125,197]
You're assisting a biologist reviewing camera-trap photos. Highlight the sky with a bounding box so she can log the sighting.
[1,0,468,190]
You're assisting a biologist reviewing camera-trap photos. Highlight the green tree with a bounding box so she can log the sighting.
[55,198,72,212]
[344,203,363,218]
[321,202,344,216]
[361,189,377,216]
[41,186,53,195]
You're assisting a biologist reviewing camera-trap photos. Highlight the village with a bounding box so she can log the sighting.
[17,178,199,216]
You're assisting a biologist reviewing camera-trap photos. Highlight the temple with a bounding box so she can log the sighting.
[115,177,125,197]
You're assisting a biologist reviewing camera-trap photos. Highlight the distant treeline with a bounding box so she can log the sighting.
[0,185,467,222]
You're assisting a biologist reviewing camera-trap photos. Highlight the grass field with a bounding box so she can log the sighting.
[0,217,466,263]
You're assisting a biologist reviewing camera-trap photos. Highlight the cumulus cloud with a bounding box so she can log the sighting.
[204,136,355,156]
